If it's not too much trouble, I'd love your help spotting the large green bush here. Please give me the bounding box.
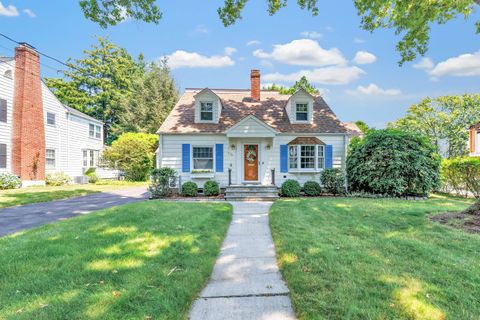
[46,172,72,186]
[320,169,345,196]
[0,173,21,190]
[303,181,321,196]
[281,179,301,197]
[102,132,158,181]
[203,180,220,196]
[149,167,177,198]
[441,157,480,198]
[181,181,198,197]
[347,129,441,196]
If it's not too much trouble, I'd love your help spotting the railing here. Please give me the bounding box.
[228,168,232,186]
[271,168,275,185]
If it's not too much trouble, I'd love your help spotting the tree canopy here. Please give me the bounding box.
[79,0,479,64]
[263,76,320,95]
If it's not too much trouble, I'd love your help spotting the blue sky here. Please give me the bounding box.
[1,1,479,128]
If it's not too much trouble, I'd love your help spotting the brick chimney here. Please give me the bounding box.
[250,69,260,101]
[11,43,46,181]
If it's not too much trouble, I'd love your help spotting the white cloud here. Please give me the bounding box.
[263,66,365,85]
[347,83,401,96]
[246,40,261,46]
[23,8,36,17]
[253,39,346,67]
[224,47,237,56]
[300,31,323,39]
[0,2,18,16]
[354,38,365,44]
[353,51,377,65]
[189,24,208,35]
[413,57,434,71]
[163,50,235,69]
[325,26,334,31]
[430,51,480,77]
[259,60,273,68]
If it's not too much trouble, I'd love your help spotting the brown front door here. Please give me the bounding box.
[244,144,259,181]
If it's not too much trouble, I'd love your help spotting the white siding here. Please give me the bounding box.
[226,116,276,137]
[0,61,14,173]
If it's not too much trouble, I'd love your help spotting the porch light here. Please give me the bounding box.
[266,144,271,150]
[231,144,236,149]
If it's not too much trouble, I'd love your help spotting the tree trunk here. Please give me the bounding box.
[463,198,480,215]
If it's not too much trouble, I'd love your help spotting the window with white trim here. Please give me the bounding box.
[200,102,213,121]
[295,103,308,121]
[47,112,56,126]
[46,149,56,169]
[0,144,6,168]
[288,144,325,171]
[0,99,7,123]
[83,149,100,167]
[192,146,214,170]
[89,124,102,139]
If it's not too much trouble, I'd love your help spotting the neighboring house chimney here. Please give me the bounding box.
[250,69,260,101]
[11,43,46,181]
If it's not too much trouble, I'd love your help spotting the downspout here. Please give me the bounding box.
[344,133,349,193]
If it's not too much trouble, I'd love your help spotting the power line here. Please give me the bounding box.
[0,42,63,75]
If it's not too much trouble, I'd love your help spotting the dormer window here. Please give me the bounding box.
[295,103,308,121]
[200,102,213,121]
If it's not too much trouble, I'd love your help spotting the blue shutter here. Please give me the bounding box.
[280,144,288,173]
[182,144,190,172]
[325,144,333,168]
[215,144,224,172]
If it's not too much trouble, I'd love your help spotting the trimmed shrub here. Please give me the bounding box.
[149,167,177,198]
[204,180,220,196]
[347,129,440,196]
[182,181,198,197]
[102,132,158,181]
[441,157,480,198]
[87,172,99,184]
[46,172,71,186]
[303,180,321,196]
[0,172,21,190]
[281,179,301,197]
[321,168,345,196]
[84,167,96,175]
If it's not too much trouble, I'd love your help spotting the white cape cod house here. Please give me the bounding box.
[157,70,360,193]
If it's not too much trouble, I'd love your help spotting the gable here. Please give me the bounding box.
[225,115,277,137]
[194,88,222,123]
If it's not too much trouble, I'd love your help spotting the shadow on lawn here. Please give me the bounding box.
[0,189,97,208]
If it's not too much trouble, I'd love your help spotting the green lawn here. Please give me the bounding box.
[0,181,146,209]
[0,201,232,320]
[270,195,479,320]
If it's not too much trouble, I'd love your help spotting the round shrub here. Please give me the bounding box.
[87,172,99,184]
[182,181,198,197]
[204,180,219,196]
[320,168,345,196]
[347,129,440,196]
[303,180,321,196]
[0,172,21,190]
[46,172,71,186]
[441,157,480,198]
[281,179,301,197]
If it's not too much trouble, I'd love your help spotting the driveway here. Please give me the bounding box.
[0,186,148,237]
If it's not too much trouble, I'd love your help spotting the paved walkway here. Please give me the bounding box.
[0,187,148,237]
[189,201,296,320]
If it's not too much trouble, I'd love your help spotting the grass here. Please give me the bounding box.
[0,201,232,319]
[270,194,479,320]
[0,180,146,209]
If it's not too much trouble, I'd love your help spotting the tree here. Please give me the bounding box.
[118,59,178,134]
[354,120,370,134]
[45,37,142,143]
[263,76,320,95]
[390,94,480,158]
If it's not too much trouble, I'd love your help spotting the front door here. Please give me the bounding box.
[244,144,259,181]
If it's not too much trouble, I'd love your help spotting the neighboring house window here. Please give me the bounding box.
[192,146,214,170]
[295,103,308,121]
[89,124,102,139]
[3,70,12,79]
[83,150,88,167]
[0,99,6,123]
[288,144,325,171]
[200,102,213,121]
[0,144,6,168]
[46,149,56,169]
[46,112,56,126]
[83,149,99,167]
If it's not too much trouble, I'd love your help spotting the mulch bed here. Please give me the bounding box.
[431,212,480,234]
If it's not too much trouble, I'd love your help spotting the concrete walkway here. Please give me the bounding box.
[0,187,148,237]
[189,201,296,320]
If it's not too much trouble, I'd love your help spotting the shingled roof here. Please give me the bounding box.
[158,89,349,134]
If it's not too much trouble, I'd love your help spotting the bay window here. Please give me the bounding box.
[288,144,325,171]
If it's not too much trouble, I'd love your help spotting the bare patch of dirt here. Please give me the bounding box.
[431,212,480,234]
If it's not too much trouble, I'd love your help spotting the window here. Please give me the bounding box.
[46,149,56,169]
[200,102,213,121]
[192,146,214,170]
[89,124,102,139]
[0,99,6,123]
[295,103,308,121]
[0,144,6,168]
[288,144,325,171]
[3,70,12,79]
[83,149,100,167]
[46,112,56,126]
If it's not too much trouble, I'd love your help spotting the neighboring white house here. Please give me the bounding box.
[0,43,109,185]
[157,70,361,188]
[469,122,480,156]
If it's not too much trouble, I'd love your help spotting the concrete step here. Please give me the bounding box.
[225,196,279,202]
[225,192,279,198]
[226,187,278,193]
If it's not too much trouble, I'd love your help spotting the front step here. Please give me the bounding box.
[225,185,279,201]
